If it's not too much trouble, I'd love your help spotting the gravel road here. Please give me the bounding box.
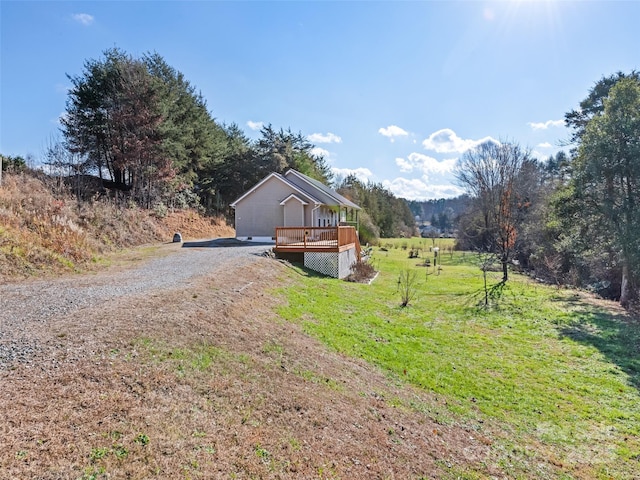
[0,240,271,368]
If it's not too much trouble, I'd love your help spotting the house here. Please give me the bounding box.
[230,169,362,278]
[230,169,361,240]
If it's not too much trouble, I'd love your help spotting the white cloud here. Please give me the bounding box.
[537,142,553,148]
[528,119,564,130]
[382,177,465,201]
[246,120,263,131]
[395,157,413,173]
[311,147,330,158]
[331,167,373,184]
[309,132,342,144]
[401,153,458,175]
[378,125,409,142]
[72,13,94,26]
[422,128,498,154]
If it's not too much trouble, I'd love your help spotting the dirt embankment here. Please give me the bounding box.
[0,172,235,281]
[0,243,495,479]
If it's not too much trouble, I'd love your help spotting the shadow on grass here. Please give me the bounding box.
[465,280,508,310]
[283,262,329,279]
[556,300,640,391]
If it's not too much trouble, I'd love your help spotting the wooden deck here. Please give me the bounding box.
[274,226,361,259]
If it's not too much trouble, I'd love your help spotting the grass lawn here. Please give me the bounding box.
[278,241,640,479]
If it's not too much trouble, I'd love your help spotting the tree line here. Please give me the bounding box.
[31,48,414,241]
[454,71,640,308]
[48,48,333,211]
[407,196,471,233]
[335,175,415,243]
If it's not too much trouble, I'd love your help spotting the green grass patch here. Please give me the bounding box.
[378,236,456,251]
[278,243,640,478]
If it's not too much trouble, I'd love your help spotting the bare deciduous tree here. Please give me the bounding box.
[456,140,530,282]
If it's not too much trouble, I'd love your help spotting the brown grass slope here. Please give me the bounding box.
[0,173,495,478]
[0,256,493,479]
[0,172,234,281]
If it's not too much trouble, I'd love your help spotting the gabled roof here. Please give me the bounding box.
[284,169,361,210]
[279,194,308,206]
[230,172,323,207]
[230,169,361,210]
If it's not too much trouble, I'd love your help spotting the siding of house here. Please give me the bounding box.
[304,203,313,227]
[234,176,321,237]
[234,176,291,237]
[283,198,304,227]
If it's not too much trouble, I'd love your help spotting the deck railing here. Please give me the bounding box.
[275,226,360,259]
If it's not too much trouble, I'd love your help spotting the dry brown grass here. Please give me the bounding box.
[345,259,377,283]
[0,172,234,282]
[0,172,500,478]
[0,257,496,479]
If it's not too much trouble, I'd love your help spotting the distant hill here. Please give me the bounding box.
[406,195,470,228]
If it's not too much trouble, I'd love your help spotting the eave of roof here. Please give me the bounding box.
[230,172,323,208]
[279,194,309,206]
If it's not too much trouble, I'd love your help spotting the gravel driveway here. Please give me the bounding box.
[0,240,272,368]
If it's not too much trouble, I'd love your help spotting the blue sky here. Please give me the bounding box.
[1,1,638,200]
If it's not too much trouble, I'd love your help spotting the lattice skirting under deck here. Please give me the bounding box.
[304,248,358,279]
